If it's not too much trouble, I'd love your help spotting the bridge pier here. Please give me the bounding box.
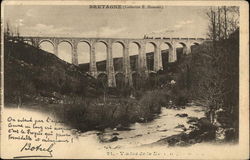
[169,45,177,62]
[186,44,191,54]
[53,39,59,57]
[154,43,163,72]
[107,41,116,87]
[72,41,78,65]
[90,43,97,78]
[138,42,148,78]
[53,44,58,57]
[123,42,133,87]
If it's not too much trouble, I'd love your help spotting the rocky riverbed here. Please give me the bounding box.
[78,105,209,149]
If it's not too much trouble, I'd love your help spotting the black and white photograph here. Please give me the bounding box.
[1,0,249,159]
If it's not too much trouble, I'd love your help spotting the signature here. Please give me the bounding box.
[14,142,55,158]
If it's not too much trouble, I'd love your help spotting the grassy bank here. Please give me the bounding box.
[8,95,162,132]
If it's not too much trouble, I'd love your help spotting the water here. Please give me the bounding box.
[78,105,206,149]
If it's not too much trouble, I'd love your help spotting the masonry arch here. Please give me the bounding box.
[115,72,125,89]
[39,39,55,47]
[192,42,200,45]
[79,40,91,46]
[129,42,140,71]
[97,73,108,89]
[113,40,125,48]
[58,41,73,63]
[96,40,108,47]
[112,42,124,72]
[160,42,173,70]
[175,42,188,61]
[95,41,108,71]
[145,42,156,71]
[190,42,200,53]
[39,40,55,54]
[58,39,73,48]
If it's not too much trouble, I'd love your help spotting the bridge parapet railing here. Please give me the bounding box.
[188,38,196,40]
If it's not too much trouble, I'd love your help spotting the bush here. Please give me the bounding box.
[173,89,189,106]
[139,89,171,114]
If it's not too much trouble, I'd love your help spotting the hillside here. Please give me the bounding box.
[4,40,99,105]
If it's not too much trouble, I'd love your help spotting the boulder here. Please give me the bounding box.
[117,126,132,131]
[99,134,119,143]
[187,117,199,124]
[175,124,185,128]
[200,131,216,141]
[198,117,216,132]
[188,139,196,144]
[175,140,188,146]
[154,117,217,147]
[224,128,236,141]
[174,124,187,131]
[134,134,143,138]
[115,124,133,131]
[159,129,168,132]
[165,133,188,146]
[175,113,188,117]
[109,136,119,142]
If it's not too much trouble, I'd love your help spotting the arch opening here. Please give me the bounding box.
[77,42,90,72]
[190,42,200,53]
[39,41,54,54]
[129,42,140,71]
[58,41,72,63]
[176,42,187,61]
[160,42,173,70]
[95,42,107,72]
[146,42,156,71]
[112,42,124,72]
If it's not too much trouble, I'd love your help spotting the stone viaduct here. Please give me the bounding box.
[21,36,208,87]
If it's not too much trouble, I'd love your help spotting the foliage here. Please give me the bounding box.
[187,30,239,141]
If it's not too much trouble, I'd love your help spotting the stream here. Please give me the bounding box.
[78,105,206,149]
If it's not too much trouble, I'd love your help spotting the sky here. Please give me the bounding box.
[4,5,209,63]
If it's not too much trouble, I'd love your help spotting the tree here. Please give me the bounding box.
[4,20,23,43]
[189,9,240,140]
[203,6,239,116]
[206,6,239,41]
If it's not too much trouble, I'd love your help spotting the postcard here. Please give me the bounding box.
[1,0,249,159]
